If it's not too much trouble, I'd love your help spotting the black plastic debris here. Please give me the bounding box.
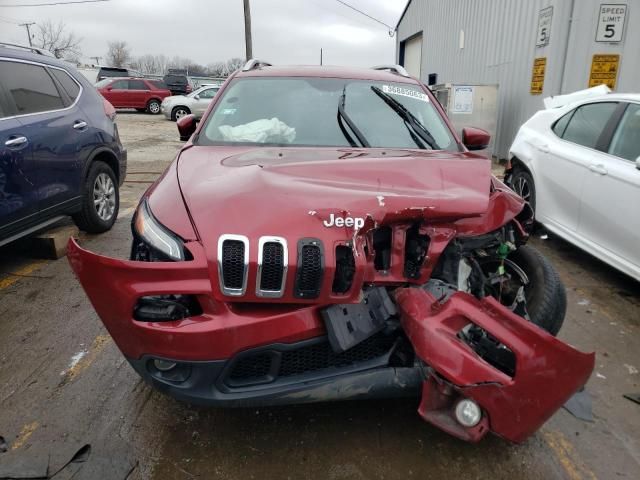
[0,436,7,453]
[322,287,397,353]
[623,393,640,405]
[563,388,594,422]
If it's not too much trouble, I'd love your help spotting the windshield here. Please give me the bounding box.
[197,77,457,150]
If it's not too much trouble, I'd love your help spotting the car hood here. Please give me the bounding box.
[175,146,493,244]
[164,95,188,103]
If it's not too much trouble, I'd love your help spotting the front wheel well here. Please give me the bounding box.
[508,156,531,176]
[89,150,119,183]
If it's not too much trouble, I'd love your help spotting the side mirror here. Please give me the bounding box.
[106,86,113,91]
[462,127,491,151]
[194,94,200,100]
[177,114,197,141]
[636,156,640,170]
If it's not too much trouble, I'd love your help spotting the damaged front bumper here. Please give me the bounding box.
[68,238,594,444]
[395,288,595,443]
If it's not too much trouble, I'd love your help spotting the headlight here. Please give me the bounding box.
[133,199,186,261]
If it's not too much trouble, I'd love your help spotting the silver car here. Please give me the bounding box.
[160,85,220,121]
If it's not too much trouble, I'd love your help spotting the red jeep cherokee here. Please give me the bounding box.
[96,76,171,114]
[70,61,594,443]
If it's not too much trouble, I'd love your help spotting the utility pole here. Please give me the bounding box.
[19,22,35,47]
[243,0,252,61]
[320,48,323,65]
[91,56,102,66]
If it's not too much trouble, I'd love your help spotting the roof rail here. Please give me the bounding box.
[0,41,55,57]
[371,64,410,77]
[242,59,272,72]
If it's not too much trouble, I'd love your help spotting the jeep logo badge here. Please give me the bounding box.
[323,213,365,229]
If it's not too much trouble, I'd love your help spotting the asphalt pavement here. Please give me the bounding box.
[0,112,638,479]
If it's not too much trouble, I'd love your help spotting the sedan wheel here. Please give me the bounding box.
[510,169,536,212]
[93,172,116,221]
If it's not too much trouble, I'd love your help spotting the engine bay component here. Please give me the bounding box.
[322,287,397,353]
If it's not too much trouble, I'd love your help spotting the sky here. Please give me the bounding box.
[0,0,408,67]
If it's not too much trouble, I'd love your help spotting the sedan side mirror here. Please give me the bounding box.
[194,94,200,100]
[462,127,491,151]
[636,156,640,170]
[177,114,197,141]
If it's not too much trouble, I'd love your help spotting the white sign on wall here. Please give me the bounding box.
[536,6,554,47]
[451,86,474,114]
[596,4,627,42]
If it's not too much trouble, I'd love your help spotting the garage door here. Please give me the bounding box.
[403,34,422,78]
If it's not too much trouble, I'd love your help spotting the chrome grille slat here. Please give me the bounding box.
[256,236,288,298]
[218,234,249,296]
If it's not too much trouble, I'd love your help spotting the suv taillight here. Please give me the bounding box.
[103,98,116,121]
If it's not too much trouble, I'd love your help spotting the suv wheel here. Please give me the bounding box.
[147,99,161,114]
[73,161,119,233]
[171,106,190,121]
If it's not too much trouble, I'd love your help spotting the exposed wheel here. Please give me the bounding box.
[480,245,566,336]
[171,106,190,121]
[511,169,536,212]
[147,99,161,114]
[73,161,119,233]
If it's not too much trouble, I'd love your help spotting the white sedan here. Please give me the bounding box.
[506,91,640,281]
[160,85,220,121]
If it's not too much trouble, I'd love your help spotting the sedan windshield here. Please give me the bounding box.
[197,77,457,150]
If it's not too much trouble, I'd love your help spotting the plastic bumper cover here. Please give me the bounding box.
[395,288,595,443]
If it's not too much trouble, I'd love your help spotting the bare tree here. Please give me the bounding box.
[35,20,81,59]
[106,41,131,68]
[223,57,244,76]
[206,61,225,77]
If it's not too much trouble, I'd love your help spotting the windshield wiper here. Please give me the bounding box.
[370,86,438,149]
[337,87,370,148]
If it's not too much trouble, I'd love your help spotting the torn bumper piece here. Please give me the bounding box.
[395,288,595,443]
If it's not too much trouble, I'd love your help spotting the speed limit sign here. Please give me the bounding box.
[596,4,627,42]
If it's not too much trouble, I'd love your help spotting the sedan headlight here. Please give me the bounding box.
[132,199,186,261]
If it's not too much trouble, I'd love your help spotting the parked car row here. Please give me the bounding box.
[93,72,218,118]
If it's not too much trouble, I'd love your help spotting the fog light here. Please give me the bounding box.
[454,399,482,427]
[153,359,177,372]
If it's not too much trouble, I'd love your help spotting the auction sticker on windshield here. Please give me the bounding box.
[382,85,429,102]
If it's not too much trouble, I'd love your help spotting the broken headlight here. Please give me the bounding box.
[131,199,187,261]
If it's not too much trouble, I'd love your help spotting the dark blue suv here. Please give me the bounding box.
[0,43,127,246]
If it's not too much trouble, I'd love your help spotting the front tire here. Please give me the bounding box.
[509,245,566,336]
[171,106,190,121]
[511,169,536,213]
[480,245,566,336]
[73,161,119,233]
[147,99,161,115]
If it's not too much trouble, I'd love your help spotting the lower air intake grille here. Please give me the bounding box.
[294,238,323,299]
[219,235,248,295]
[226,332,397,386]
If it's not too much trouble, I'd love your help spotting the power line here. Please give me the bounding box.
[334,0,395,36]
[0,0,110,7]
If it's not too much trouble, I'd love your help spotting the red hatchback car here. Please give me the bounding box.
[96,77,171,114]
[70,61,594,444]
